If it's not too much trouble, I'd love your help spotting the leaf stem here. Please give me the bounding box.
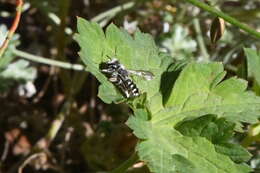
[183,0,260,39]
[193,18,209,61]
[12,48,85,71]
[91,2,135,27]
[110,152,139,173]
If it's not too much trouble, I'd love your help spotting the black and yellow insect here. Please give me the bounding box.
[100,58,154,98]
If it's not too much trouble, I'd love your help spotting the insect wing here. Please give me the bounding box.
[127,70,154,80]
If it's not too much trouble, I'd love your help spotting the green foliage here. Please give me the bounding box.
[75,17,172,104]
[175,115,235,143]
[0,60,36,81]
[75,18,260,173]
[0,60,37,92]
[160,24,197,61]
[0,24,20,69]
[158,62,260,127]
[0,25,35,92]
[176,115,252,163]
[127,114,251,173]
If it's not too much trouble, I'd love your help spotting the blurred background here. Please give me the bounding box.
[0,0,259,172]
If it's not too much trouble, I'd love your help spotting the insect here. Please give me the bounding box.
[100,58,154,98]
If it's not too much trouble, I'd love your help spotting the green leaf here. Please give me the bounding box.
[75,18,258,173]
[215,143,252,163]
[0,60,36,81]
[153,62,260,127]
[127,115,252,173]
[128,62,259,173]
[160,24,197,61]
[0,24,20,68]
[245,48,260,85]
[175,115,235,143]
[75,18,172,104]
[75,18,118,103]
[175,115,252,163]
[0,60,37,92]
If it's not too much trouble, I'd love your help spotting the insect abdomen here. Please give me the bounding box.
[125,79,139,97]
[100,58,141,98]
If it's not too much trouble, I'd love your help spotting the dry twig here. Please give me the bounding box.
[0,0,23,57]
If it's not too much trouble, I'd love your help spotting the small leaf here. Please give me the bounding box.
[0,59,37,81]
[215,143,252,163]
[175,115,252,163]
[175,115,235,143]
[210,17,225,44]
[0,60,37,92]
[160,24,197,61]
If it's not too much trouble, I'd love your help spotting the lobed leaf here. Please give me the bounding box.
[75,18,259,173]
[75,17,171,104]
[152,62,260,127]
[175,115,252,163]
[127,115,252,173]
[175,115,235,143]
[215,143,252,163]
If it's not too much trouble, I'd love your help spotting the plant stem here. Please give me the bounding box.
[91,1,135,27]
[110,152,139,173]
[44,100,72,145]
[12,48,85,71]
[56,0,72,94]
[193,18,209,61]
[183,0,260,39]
